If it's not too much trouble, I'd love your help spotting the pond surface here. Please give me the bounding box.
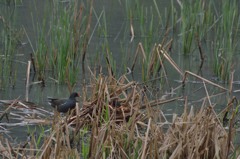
[0,0,240,143]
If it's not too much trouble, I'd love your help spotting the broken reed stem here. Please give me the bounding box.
[195,34,204,70]
[141,117,151,159]
[158,44,184,77]
[226,107,236,158]
[130,12,135,42]
[30,53,36,73]
[105,49,114,77]
[182,71,228,91]
[131,42,146,71]
[161,25,171,46]
[164,39,173,51]
[156,45,169,86]
[203,81,212,106]
[229,70,234,93]
[25,60,31,101]
[82,0,93,74]
[6,139,16,157]
[39,131,56,158]
[141,96,183,109]
[218,96,237,117]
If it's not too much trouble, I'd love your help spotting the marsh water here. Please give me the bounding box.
[0,0,240,143]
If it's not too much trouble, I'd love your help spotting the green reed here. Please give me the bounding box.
[212,0,239,81]
[49,1,82,84]
[122,1,168,81]
[172,0,239,81]
[32,0,88,85]
[94,9,119,77]
[32,13,48,81]
[0,4,22,89]
[180,0,209,54]
[27,125,46,150]
[170,0,177,33]
[80,127,90,158]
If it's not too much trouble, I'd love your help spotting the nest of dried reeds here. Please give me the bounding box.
[0,74,237,158]
[58,75,235,158]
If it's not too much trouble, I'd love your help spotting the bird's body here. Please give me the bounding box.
[48,92,79,113]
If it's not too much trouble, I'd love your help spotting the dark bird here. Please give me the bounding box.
[47,92,79,113]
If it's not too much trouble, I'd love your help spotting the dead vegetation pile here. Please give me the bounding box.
[0,73,238,158]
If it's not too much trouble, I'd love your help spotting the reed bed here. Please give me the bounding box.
[0,9,23,89]
[30,0,93,86]
[211,0,239,82]
[0,72,238,158]
[1,0,240,158]
[24,0,240,87]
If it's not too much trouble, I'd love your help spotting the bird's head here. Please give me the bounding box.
[69,92,80,99]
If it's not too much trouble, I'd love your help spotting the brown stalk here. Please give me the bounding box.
[30,53,36,73]
[131,43,147,71]
[65,68,73,93]
[161,25,171,47]
[141,118,151,159]
[82,0,93,74]
[182,71,228,91]
[226,104,237,158]
[39,131,56,158]
[105,49,114,77]
[156,45,169,86]
[229,70,234,93]
[148,44,165,77]
[0,97,20,122]
[218,96,237,121]
[141,96,183,109]
[203,81,212,106]
[130,12,134,42]
[25,60,31,101]
[159,44,184,77]
[127,101,140,148]
[195,34,205,70]
[95,124,107,157]
[6,139,16,158]
[73,2,83,56]
[64,122,71,149]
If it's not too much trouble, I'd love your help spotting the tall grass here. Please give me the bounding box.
[170,0,239,81]
[0,3,23,89]
[179,0,213,54]
[212,0,239,82]
[32,10,48,81]
[122,1,170,81]
[32,0,90,86]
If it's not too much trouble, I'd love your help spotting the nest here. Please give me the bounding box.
[68,75,149,128]
[0,74,237,158]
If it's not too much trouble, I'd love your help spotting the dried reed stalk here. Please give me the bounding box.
[25,61,31,101]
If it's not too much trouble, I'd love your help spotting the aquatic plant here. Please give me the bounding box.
[212,0,239,82]
[179,0,213,54]
[31,0,92,86]
[0,5,23,89]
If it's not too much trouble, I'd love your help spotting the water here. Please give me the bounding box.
[0,0,240,144]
